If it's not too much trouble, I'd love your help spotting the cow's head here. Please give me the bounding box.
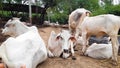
[2,18,21,37]
[55,30,76,59]
[69,8,91,37]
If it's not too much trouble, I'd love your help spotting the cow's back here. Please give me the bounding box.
[80,14,120,35]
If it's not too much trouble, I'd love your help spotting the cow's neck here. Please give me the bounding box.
[77,14,88,26]
[15,23,29,36]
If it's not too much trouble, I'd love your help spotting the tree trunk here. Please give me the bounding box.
[39,14,45,25]
[39,3,49,25]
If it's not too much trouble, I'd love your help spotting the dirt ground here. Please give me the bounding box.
[36,26,120,68]
[0,26,120,68]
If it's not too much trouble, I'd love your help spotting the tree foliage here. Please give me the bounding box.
[46,0,99,24]
[0,0,120,24]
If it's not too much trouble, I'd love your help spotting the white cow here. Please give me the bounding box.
[2,17,35,37]
[1,18,47,68]
[48,30,77,59]
[79,14,120,65]
[68,8,91,36]
[75,35,112,59]
[85,43,112,59]
[0,26,47,68]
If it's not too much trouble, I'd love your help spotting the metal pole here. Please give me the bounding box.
[29,0,32,24]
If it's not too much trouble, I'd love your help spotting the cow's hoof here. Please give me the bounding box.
[110,60,118,66]
[74,49,78,51]
[80,52,85,56]
[72,56,76,60]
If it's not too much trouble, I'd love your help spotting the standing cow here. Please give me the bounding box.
[79,14,120,65]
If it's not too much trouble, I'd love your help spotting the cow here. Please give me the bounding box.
[1,18,47,68]
[85,37,112,59]
[85,43,112,59]
[47,30,77,60]
[0,27,47,68]
[79,14,120,65]
[68,8,91,36]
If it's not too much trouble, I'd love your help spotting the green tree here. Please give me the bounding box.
[47,0,99,24]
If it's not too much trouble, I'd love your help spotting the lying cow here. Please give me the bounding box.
[48,30,76,59]
[85,37,112,59]
[1,18,47,68]
[85,43,112,59]
[0,27,47,68]
[79,14,120,65]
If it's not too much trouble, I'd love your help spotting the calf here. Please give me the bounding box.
[79,14,120,65]
[85,43,112,59]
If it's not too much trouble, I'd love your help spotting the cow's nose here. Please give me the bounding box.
[63,49,69,53]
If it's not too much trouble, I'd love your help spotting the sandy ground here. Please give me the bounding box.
[0,26,120,68]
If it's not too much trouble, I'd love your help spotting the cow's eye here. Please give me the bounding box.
[69,37,76,42]
[56,35,64,41]
[60,36,63,40]
[5,24,10,27]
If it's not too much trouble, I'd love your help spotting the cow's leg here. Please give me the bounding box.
[81,32,88,55]
[70,40,76,60]
[110,35,119,65]
[86,35,90,46]
[75,27,81,38]
[47,48,54,57]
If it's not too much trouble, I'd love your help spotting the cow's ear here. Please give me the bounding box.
[55,35,63,41]
[69,36,76,42]
[11,17,14,20]
[85,11,91,16]
[50,31,56,37]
